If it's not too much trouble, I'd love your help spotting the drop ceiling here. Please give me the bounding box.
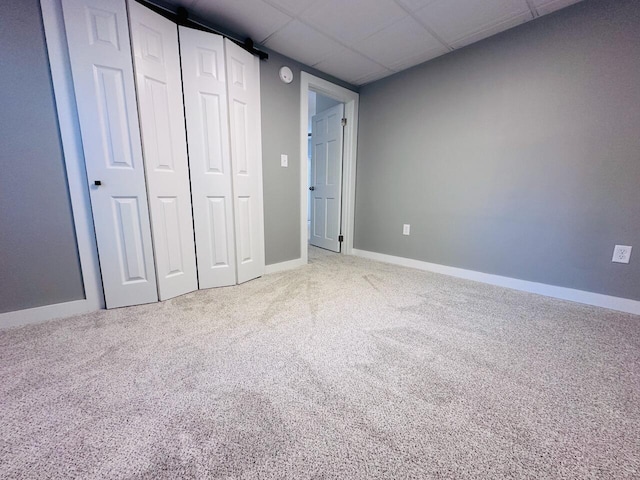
[156,0,583,86]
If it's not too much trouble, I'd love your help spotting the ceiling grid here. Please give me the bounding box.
[160,0,583,85]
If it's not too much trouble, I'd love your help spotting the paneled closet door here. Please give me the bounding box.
[224,39,265,284]
[179,27,237,289]
[61,0,158,308]
[129,2,198,300]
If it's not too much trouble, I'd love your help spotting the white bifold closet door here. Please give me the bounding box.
[179,27,237,289]
[60,0,265,307]
[61,0,158,308]
[128,2,198,300]
[180,28,265,287]
[224,39,266,284]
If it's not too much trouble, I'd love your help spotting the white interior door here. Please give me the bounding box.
[225,39,265,284]
[179,27,237,289]
[129,2,197,301]
[310,103,344,252]
[61,0,157,308]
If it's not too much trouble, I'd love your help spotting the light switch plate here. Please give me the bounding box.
[403,224,410,236]
[612,245,632,264]
[280,154,288,167]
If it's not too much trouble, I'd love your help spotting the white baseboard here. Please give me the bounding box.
[265,257,307,275]
[0,299,100,329]
[352,249,640,315]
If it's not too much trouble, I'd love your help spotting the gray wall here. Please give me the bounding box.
[355,0,640,300]
[315,93,341,114]
[0,0,85,313]
[260,49,356,265]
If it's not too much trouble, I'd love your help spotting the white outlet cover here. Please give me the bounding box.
[612,245,632,264]
[280,154,288,167]
[403,224,410,236]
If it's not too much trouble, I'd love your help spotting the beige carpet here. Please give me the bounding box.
[1,247,639,479]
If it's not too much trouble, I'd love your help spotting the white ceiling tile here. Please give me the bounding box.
[388,47,448,72]
[313,48,388,84]
[300,0,407,44]
[355,69,395,86]
[190,0,292,43]
[414,0,531,44]
[160,0,586,85]
[532,0,583,16]
[450,11,532,49]
[354,16,447,70]
[394,0,438,13]
[263,0,316,16]
[263,20,343,66]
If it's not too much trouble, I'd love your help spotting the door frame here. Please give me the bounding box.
[299,72,359,264]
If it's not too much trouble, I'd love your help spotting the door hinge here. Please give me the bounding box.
[338,234,344,243]
[341,117,347,127]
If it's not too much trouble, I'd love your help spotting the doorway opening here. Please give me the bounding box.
[299,73,359,265]
[307,91,345,253]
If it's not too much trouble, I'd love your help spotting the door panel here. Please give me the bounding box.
[61,0,157,308]
[158,196,184,275]
[232,101,249,174]
[237,197,252,264]
[180,27,237,289]
[129,1,198,301]
[310,103,344,252]
[112,197,148,282]
[312,198,325,239]
[225,39,265,284]
[141,78,173,170]
[200,93,225,172]
[206,197,231,268]
[95,67,134,168]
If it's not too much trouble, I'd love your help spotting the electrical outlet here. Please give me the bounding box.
[280,154,288,167]
[403,224,410,236]
[612,245,632,264]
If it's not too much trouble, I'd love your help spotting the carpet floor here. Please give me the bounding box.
[1,247,639,479]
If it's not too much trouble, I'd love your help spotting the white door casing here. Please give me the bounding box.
[310,103,344,253]
[129,2,198,301]
[299,73,359,267]
[224,38,265,284]
[179,27,237,289]
[61,0,158,308]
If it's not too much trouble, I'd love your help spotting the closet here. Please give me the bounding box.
[60,0,265,308]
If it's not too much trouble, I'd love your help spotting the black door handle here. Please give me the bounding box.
[309,186,315,191]
[94,180,102,186]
